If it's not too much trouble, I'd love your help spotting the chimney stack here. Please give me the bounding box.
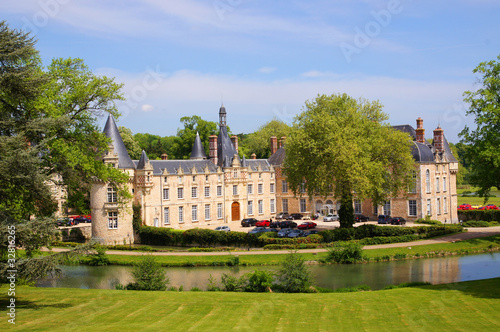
[161,153,168,160]
[230,135,238,153]
[209,135,218,165]
[251,153,257,160]
[270,136,278,155]
[415,118,426,144]
[433,126,444,153]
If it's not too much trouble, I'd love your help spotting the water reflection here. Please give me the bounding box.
[36,252,500,291]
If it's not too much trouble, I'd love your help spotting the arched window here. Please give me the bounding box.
[425,170,431,193]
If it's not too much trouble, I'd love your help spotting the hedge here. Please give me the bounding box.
[458,210,500,222]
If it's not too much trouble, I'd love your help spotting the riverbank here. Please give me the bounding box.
[73,231,500,267]
[3,278,499,331]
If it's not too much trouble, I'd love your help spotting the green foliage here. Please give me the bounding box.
[132,203,142,232]
[277,251,313,293]
[459,209,500,222]
[460,54,500,199]
[383,281,432,290]
[118,126,142,160]
[415,216,442,225]
[88,244,110,266]
[284,93,415,228]
[240,118,291,158]
[326,242,364,264]
[220,273,247,292]
[127,255,169,291]
[359,235,420,245]
[245,270,275,292]
[207,274,220,291]
[462,220,499,227]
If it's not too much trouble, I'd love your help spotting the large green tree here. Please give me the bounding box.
[240,118,291,158]
[284,93,415,228]
[175,115,218,159]
[0,21,127,279]
[460,54,500,198]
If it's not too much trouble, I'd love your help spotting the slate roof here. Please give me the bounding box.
[190,132,207,160]
[133,159,219,175]
[268,146,286,166]
[217,125,240,168]
[136,150,149,169]
[102,114,136,169]
[246,159,272,172]
[432,135,458,163]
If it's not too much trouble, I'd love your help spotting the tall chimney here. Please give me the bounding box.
[433,126,444,153]
[209,135,218,165]
[230,135,238,153]
[161,153,168,160]
[415,118,426,144]
[251,153,257,160]
[270,136,278,155]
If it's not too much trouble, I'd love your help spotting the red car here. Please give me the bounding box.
[297,222,317,230]
[485,204,498,210]
[458,204,472,210]
[255,220,270,227]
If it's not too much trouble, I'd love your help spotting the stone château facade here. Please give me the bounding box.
[91,107,458,245]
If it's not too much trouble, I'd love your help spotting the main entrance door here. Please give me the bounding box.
[231,202,240,221]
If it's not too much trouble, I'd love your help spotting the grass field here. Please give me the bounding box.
[457,186,500,206]
[2,278,499,331]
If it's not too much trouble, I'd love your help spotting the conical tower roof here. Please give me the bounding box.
[136,150,150,169]
[102,114,136,169]
[190,132,207,160]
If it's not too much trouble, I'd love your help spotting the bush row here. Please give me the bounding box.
[318,224,462,243]
[462,220,500,227]
[137,224,463,248]
[458,210,500,222]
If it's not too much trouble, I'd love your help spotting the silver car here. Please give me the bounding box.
[214,226,230,232]
[323,214,339,222]
[277,228,293,238]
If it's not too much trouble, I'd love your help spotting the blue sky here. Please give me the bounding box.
[2,0,500,143]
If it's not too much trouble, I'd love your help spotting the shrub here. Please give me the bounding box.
[88,244,110,266]
[221,273,247,292]
[415,218,442,225]
[245,270,275,292]
[326,242,364,264]
[207,275,220,291]
[227,255,240,266]
[383,281,431,290]
[334,285,371,292]
[126,255,169,291]
[190,287,202,292]
[462,220,493,227]
[277,251,313,293]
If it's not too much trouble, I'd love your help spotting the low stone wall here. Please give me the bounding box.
[59,224,92,242]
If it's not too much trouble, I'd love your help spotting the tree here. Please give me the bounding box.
[278,251,313,293]
[460,54,500,198]
[127,255,169,291]
[0,21,128,280]
[174,115,218,159]
[284,93,415,228]
[119,126,142,160]
[241,118,291,158]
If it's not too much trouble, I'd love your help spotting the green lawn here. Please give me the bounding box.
[2,278,499,331]
[457,186,500,206]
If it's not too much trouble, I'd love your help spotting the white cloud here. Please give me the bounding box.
[141,104,154,112]
[258,67,277,74]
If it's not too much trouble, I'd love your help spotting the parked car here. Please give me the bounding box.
[278,220,297,229]
[278,228,293,238]
[56,218,73,226]
[214,226,230,232]
[390,217,406,226]
[307,230,319,236]
[276,212,290,220]
[289,213,303,220]
[297,221,317,230]
[287,229,305,238]
[256,220,271,227]
[73,217,90,224]
[471,205,482,210]
[269,221,281,228]
[355,214,369,222]
[485,204,498,210]
[241,218,258,227]
[262,228,278,233]
[248,227,267,234]
[377,215,392,224]
[323,214,339,222]
[458,204,472,210]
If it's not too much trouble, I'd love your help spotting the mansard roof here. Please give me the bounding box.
[190,132,207,160]
[102,114,136,169]
[133,159,219,175]
[246,159,272,172]
[411,141,435,163]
